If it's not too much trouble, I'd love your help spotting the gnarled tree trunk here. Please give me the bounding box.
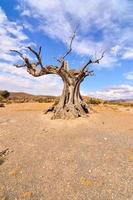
[52,75,89,119]
[43,61,89,119]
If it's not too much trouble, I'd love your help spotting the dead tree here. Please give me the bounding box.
[11,33,105,119]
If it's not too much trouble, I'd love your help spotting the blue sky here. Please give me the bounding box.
[0,0,133,99]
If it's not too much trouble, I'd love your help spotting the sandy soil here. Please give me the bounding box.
[0,103,133,200]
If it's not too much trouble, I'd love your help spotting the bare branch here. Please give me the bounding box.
[27,46,43,69]
[11,46,44,72]
[10,49,31,68]
[10,49,25,60]
[81,60,92,72]
[57,27,78,64]
[10,49,32,69]
[85,70,95,77]
[58,61,65,72]
[94,50,105,63]
[62,31,76,60]
[39,46,42,55]
[81,50,106,72]
[11,48,59,77]
[13,64,26,68]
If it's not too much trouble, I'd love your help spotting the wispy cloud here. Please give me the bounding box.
[124,71,133,81]
[89,84,133,100]
[0,7,62,95]
[122,48,133,60]
[0,72,63,95]
[19,0,133,68]
[0,7,30,63]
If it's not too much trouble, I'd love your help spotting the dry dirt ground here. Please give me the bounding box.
[0,103,133,200]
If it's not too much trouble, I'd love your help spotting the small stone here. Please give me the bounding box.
[128,155,133,161]
[21,192,33,198]
[80,177,93,187]
[9,168,19,177]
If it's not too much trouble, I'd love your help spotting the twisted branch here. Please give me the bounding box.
[13,64,27,68]
[85,70,94,77]
[57,28,77,65]
[10,50,25,60]
[10,47,59,77]
[81,50,105,72]
[62,31,76,60]
[27,46,43,69]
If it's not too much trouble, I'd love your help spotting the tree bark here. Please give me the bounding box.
[52,79,89,119]
[44,62,89,119]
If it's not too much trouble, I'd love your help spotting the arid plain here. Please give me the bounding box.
[0,103,133,200]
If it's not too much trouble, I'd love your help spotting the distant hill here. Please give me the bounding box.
[0,90,58,103]
[9,92,57,100]
[109,99,133,103]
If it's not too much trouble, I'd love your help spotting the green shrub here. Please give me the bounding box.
[0,90,10,99]
[87,98,103,105]
[6,100,12,104]
[0,96,4,103]
[37,97,55,103]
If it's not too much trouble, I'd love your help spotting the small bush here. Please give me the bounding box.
[37,98,45,103]
[87,98,103,105]
[6,100,12,104]
[53,99,59,107]
[45,98,54,103]
[15,99,26,103]
[0,103,5,107]
[103,101,108,104]
[36,97,55,103]
[0,90,10,99]
[0,96,4,102]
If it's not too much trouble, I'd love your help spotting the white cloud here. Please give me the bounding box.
[15,4,31,17]
[19,0,133,68]
[122,48,133,59]
[0,7,30,63]
[0,7,63,95]
[0,63,63,95]
[124,71,133,81]
[89,84,133,100]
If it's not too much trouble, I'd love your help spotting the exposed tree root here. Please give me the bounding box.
[44,101,90,119]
